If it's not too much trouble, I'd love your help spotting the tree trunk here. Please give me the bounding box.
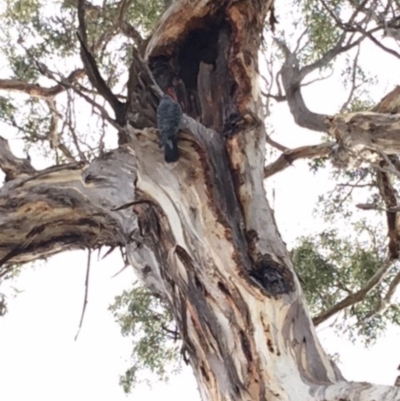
[1,0,400,400]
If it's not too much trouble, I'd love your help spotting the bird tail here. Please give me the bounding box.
[163,138,179,163]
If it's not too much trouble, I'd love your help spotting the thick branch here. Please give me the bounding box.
[328,112,400,156]
[274,38,329,132]
[0,147,136,266]
[264,142,333,178]
[274,7,384,134]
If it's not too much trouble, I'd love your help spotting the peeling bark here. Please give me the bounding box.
[1,0,400,400]
[323,86,400,166]
[329,112,400,156]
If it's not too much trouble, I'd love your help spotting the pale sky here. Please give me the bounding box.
[1,2,400,400]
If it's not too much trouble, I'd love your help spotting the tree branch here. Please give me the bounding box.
[45,98,78,164]
[297,0,373,83]
[313,258,395,326]
[298,38,362,82]
[384,268,400,304]
[55,74,121,130]
[264,142,333,178]
[0,146,136,268]
[328,112,400,158]
[353,22,400,59]
[274,37,329,132]
[265,134,288,152]
[361,265,400,324]
[121,21,144,47]
[76,0,126,125]
[372,85,400,114]
[0,69,84,100]
[271,0,391,134]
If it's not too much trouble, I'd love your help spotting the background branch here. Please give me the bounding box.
[313,259,395,326]
[76,0,126,125]
[264,142,333,178]
[0,69,84,99]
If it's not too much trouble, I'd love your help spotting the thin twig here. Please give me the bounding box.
[340,45,361,112]
[110,263,130,279]
[75,249,92,341]
[355,22,400,59]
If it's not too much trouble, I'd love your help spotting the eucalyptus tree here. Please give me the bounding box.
[2,0,400,400]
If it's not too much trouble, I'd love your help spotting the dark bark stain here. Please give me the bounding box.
[142,265,152,275]
[266,338,274,353]
[194,274,207,294]
[75,217,103,229]
[217,281,231,297]
[239,329,252,363]
[84,173,107,184]
[26,225,46,238]
[223,112,244,137]
[200,364,210,382]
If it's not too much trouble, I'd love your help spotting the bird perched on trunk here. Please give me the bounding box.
[157,87,182,163]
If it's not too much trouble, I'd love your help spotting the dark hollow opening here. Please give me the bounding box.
[149,14,238,130]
